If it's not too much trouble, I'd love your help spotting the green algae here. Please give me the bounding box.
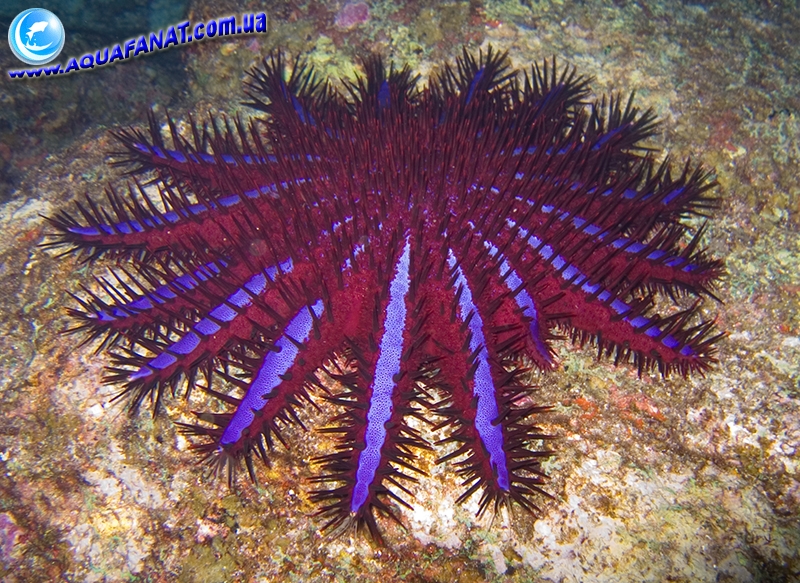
[177,542,238,583]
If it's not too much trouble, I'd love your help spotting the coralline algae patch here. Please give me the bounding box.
[335,2,370,29]
[17,363,167,581]
[0,514,23,564]
[514,455,753,582]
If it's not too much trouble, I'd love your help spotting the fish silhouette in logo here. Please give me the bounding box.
[24,20,52,49]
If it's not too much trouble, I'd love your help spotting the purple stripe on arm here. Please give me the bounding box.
[125,260,293,381]
[510,195,706,273]
[508,218,694,356]
[484,241,553,365]
[219,300,324,446]
[447,249,510,491]
[194,318,220,336]
[87,261,225,322]
[351,238,411,513]
[171,331,200,355]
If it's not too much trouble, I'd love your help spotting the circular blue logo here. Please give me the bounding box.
[8,8,65,65]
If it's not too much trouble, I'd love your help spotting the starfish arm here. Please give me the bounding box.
[423,240,553,516]
[309,235,435,542]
